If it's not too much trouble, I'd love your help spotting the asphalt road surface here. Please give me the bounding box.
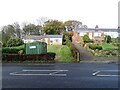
[2,62,119,89]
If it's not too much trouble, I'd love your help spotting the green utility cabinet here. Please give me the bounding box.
[25,42,47,54]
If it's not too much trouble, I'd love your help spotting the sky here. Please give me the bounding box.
[0,0,119,29]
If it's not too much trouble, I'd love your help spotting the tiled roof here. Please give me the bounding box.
[45,35,63,38]
[76,28,118,32]
[23,35,63,40]
[23,35,44,40]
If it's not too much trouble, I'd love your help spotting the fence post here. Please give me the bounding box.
[77,52,80,62]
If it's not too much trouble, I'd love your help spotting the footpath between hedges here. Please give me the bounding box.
[73,43,118,63]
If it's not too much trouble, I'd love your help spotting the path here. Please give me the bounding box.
[73,43,118,62]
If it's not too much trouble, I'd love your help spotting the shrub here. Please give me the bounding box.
[104,35,112,43]
[89,44,102,50]
[18,50,24,54]
[96,45,102,50]
[64,39,72,48]
[83,34,90,43]
[89,44,96,50]
[2,45,25,54]
[6,38,24,47]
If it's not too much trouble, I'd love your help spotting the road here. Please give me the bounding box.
[2,62,119,89]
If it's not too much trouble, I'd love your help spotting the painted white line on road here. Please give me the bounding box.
[10,69,68,76]
[10,73,67,76]
[22,70,68,72]
[92,71,100,76]
[100,70,119,72]
[93,70,119,77]
[96,75,119,77]
[10,73,49,76]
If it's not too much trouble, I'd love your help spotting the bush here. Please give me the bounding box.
[6,38,24,47]
[104,35,112,43]
[89,44,102,50]
[2,45,25,54]
[83,34,90,43]
[96,45,102,50]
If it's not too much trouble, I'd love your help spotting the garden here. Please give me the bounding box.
[88,43,118,57]
[2,37,75,63]
[82,35,119,57]
[2,38,56,63]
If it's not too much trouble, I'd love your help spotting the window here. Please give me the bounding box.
[80,33,86,36]
[55,39,59,42]
[94,33,101,36]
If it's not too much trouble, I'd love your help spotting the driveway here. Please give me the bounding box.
[2,62,119,89]
[73,43,118,62]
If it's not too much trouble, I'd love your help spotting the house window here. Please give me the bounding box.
[94,33,101,36]
[80,33,86,36]
[55,39,59,42]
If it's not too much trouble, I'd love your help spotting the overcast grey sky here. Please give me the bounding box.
[0,0,119,28]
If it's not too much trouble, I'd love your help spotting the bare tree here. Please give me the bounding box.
[36,17,48,26]
[12,22,22,38]
[36,17,49,35]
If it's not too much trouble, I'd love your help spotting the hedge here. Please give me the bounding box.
[2,45,25,54]
[2,53,56,62]
[6,38,24,47]
[89,44,102,50]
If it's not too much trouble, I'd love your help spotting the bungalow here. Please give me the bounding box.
[22,35,63,45]
[44,35,63,45]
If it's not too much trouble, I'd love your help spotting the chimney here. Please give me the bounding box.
[95,25,99,29]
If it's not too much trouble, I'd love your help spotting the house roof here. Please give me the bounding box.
[76,28,118,32]
[23,35,63,40]
[23,35,44,40]
[45,35,63,38]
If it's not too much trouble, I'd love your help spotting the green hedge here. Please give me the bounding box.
[6,38,24,47]
[89,44,102,50]
[2,45,25,54]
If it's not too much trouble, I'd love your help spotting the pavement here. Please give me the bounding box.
[2,62,119,89]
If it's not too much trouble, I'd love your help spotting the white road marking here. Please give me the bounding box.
[10,73,67,76]
[92,71,100,76]
[22,70,68,72]
[10,69,68,76]
[93,70,119,77]
[100,70,119,72]
[96,75,119,77]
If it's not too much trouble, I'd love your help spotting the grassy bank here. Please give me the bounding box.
[47,45,74,62]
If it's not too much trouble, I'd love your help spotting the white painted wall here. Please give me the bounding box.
[79,32,86,36]
[94,32,101,37]
[45,38,62,45]
[89,33,93,39]
[104,32,118,38]
[23,39,35,43]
